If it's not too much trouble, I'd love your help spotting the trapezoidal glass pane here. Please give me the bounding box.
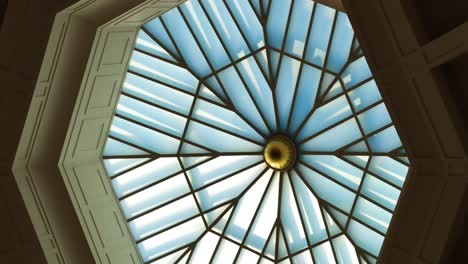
[101,0,411,263]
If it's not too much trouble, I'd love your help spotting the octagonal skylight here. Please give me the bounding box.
[102,0,410,263]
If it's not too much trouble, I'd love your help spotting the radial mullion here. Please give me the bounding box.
[285,2,317,133]
[256,222,277,264]
[270,0,295,133]
[210,229,276,262]
[106,157,156,181]
[196,1,273,138]
[126,157,266,223]
[175,248,191,264]
[121,89,263,143]
[135,198,234,244]
[114,112,217,154]
[279,223,292,263]
[107,134,155,155]
[208,166,270,263]
[118,156,217,201]
[141,26,184,64]
[277,232,342,262]
[288,172,316,262]
[103,155,154,159]
[178,157,209,228]
[134,47,184,68]
[290,11,338,140]
[275,172,284,262]
[269,46,336,75]
[259,0,274,86]
[335,155,402,193]
[294,168,381,260]
[296,99,383,145]
[319,76,373,106]
[319,205,340,263]
[144,244,190,264]
[232,170,275,263]
[222,0,270,85]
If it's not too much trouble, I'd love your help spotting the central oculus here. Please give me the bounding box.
[264,135,296,171]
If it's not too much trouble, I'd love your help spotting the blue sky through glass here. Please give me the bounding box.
[102,0,410,263]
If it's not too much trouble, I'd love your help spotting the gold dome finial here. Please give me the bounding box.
[264,135,296,171]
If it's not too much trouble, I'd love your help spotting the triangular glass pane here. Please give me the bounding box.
[343,140,369,153]
[268,50,281,79]
[178,250,190,264]
[103,138,149,156]
[264,227,277,259]
[143,19,181,60]
[323,210,341,236]
[204,76,227,101]
[327,206,349,228]
[189,231,220,263]
[213,207,234,233]
[342,155,370,169]
[135,30,177,63]
[204,204,230,226]
[319,72,336,98]
[199,85,225,105]
[278,227,289,259]
[324,79,344,101]
[331,235,360,264]
[368,126,402,153]
[396,156,410,165]
[255,50,270,80]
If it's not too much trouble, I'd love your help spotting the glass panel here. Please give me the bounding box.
[225,0,264,49]
[143,19,180,59]
[297,95,352,141]
[327,13,353,73]
[245,173,279,251]
[305,3,335,66]
[218,67,269,134]
[281,174,308,253]
[266,0,291,49]
[353,197,391,233]
[180,1,230,70]
[123,73,194,115]
[348,220,384,256]
[117,95,187,137]
[138,217,205,261]
[368,157,408,188]
[285,0,314,57]
[201,0,250,59]
[276,56,301,132]
[162,9,211,77]
[189,232,219,262]
[312,242,335,264]
[109,117,180,154]
[332,235,359,264]
[128,51,198,93]
[295,166,355,213]
[301,118,362,151]
[103,158,150,176]
[342,57,372,89]
[237,57,277,129]
[186,155,263,189]
[361,174,400,210]
[186,121,263,152]
[192,99,264,143]
[348,80,381,112]
[368,126,402,152]
[358,103,392,135]
[103,138,148,156]
[135,30,177,62]
[289,64,321,134]
[111,158,181,197]
[301,155,363,190]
